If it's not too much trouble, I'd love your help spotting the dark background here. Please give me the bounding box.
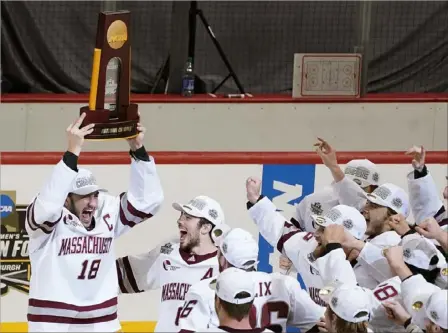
[2,1,448,94]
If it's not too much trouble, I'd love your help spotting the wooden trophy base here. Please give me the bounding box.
[80,104,139,140]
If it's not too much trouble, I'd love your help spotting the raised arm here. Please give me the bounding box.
[113,123,164,238]
[26,114,94,240]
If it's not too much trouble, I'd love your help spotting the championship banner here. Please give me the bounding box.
[0,191,30,296]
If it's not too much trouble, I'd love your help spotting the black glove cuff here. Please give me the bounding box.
[130,146,150,162]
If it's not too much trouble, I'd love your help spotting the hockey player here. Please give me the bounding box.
[178,227,325,333]
[246,177,364,305]
[405,145,447,225]
[295,138,380,233]
[116,195,224,332]
[382,242,447,331]
[320,229,445,333]
[383,289,448,333]
[202,268,274,333]
[318,284,372,333]
[26,113,164,332]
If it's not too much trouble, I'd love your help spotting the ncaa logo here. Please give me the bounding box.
[0,194,15,218]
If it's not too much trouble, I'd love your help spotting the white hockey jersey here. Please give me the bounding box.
[179,271,325,333]
[353,231,401,289]
[367,277,406,333]
[25,157,163,332]
[407,170,446,224]
[116,240,218,332]
[249,197,357,306]
[315,248,406,333]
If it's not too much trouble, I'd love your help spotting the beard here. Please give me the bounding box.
[65,197,93,227]
[180,232,201,253]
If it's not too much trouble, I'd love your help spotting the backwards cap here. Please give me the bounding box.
[400,233,446,271]
[321,283,371,323]
[220,228,258,270]
[210,267,256,305]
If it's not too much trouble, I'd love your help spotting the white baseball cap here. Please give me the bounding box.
[70,169,106,195]
[401,233,446,271]
[210,267,256,305]
[344,159,380,188]
[403,279,439,329]
[173,195,224,226]
[218,228,259,270]
[426,289,448,329]
[311,204,367,240]
[327,284,371,323]
[367,183,410,218]
[296,187,340,232]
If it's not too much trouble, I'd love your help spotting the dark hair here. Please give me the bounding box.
[327,306,369,333]
[217,293,254,321]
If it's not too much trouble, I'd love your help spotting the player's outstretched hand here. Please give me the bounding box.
[246,177,262,204]
[66,113,94,156]
[314,137,338,168]
[127,121,146,151]
[405,145,426,171]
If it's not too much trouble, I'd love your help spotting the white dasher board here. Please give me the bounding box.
[292,53,361,98]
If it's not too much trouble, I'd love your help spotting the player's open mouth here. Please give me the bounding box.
[179,230,187,241]
[81,209,93,220]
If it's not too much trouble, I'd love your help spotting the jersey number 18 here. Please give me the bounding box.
[77,259,102,280]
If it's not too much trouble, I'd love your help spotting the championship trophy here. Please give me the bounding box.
[80,10,139,140]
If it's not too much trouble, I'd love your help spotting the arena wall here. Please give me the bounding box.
[1,94,447,151]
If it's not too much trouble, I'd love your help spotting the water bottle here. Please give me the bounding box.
[181,57,195,97]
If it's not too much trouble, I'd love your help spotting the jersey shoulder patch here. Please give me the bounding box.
[160,242,175,255]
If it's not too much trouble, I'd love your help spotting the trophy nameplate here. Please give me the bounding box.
[80,10,139,140]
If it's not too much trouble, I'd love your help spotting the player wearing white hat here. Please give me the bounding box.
[422,290,448,333]
[178,227,325,333]
[384,286,448,333]
[25,114,164,332]
[200,268,274,333]
[117,195,224,332]
[405,145,447,225]
[295,138,381,234]
[356,235,445,333]
[319,284,372,333]
[246,177,363,306]
[345,182,412,288]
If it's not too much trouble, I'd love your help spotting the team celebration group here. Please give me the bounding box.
[25,114,448,333]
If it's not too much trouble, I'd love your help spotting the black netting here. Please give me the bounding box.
[1,1,447,94]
